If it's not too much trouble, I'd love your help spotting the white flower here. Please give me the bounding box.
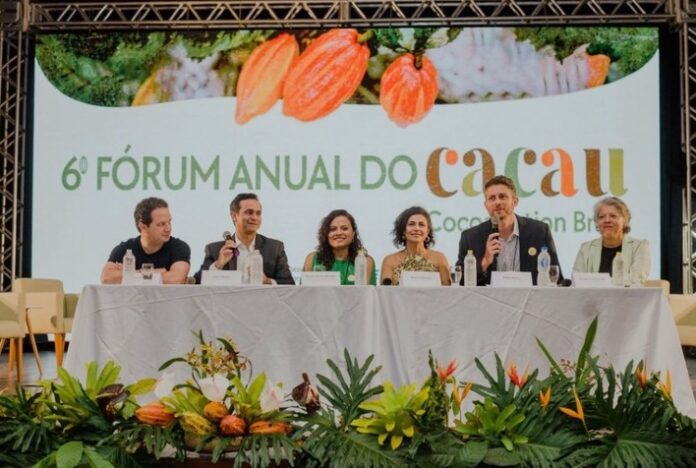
[154,372,177,399]
[260,383,283,413]
[199,374,230,402]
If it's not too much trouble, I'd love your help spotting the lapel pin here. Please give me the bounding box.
[528,247,537,256]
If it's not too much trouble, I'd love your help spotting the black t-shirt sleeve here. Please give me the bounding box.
[169,239,192,264]
[107,241,129,263]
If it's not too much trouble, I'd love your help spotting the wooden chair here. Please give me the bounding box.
[12,278,76,369]
[0,292,27,383]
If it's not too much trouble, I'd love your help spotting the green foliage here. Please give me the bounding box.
[420,351,450,428]
[0,386,56,464]
[300,413,405,468]
[161,387,207,415]
[557,358,696,467]
[35,33,163,106]
[408,431,487,467]
[315,349,384,428]
[229,372,270,422]
[373,28,459,53]
[454,398,528,452]
[514,27,658,76]
[34,30,274,106]
[471,353,540,409]
[299,350,394,467]
[352,381,429,450]
[231,434,298,468]
[100,418,185,461]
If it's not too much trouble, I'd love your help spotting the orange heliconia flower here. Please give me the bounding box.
[507,362,528,389]
[453,381,473,407]
[235,33,300,124]
[438,359,457,382]
[635,361,648,389]
[658,370,672,400]
[539,386,551,409]
[283,29,370,121]
[379,52,438,127]
[559,386,585,423]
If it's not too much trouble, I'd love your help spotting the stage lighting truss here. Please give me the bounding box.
[1,0,695,291]
[22,1,677,29]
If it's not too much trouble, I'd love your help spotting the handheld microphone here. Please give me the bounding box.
[222,231,240,257]
[490,215,499,234]
[490,215,500,267]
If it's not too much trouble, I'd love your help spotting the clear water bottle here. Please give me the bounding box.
[537,246,550,286]
[248,249,264,285]
[122,249,136,284]
[354,249,367,285]
[612,252,624,287]
[464,250,477,287]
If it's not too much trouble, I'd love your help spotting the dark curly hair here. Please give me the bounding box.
[391,206,434,248]
[315,209,366,270]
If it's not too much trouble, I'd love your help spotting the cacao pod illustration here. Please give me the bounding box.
[586,54,611,88]
[380,53,438,127]
[283,29,370,121]
[235,33,299,124]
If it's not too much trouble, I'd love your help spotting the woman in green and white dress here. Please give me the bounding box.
[303,209,377,285]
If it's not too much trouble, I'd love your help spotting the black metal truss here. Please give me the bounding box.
[0,18,26,291]
[22,1,678,29]
[3,0,696,291]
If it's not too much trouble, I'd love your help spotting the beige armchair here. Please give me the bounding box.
[669,294,696,347]
[12,278,78,368]
[0,292,27,383]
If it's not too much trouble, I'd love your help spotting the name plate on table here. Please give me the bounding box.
[572,272,613,288]
[301,271,341,286]
[201,270,242,286]
[400,271,441,287]
[122,273,163,285]
[491,271,533,287]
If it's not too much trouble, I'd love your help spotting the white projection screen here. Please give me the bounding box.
[31,27,661,292]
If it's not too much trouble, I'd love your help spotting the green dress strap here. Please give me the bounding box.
[311,253,377,285]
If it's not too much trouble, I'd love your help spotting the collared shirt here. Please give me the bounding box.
[236,237,256,274]
[209,236,256,271]
[497,216,520,272]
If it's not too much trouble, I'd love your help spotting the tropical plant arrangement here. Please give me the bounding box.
[1,318,696,467]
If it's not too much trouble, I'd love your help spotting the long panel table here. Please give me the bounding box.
[64,285,696,416]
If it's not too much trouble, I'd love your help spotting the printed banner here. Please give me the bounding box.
[32,27,660,291]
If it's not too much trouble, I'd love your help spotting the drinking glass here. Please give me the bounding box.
[450,265,462,286]
[141,263,154,280]
[548,265,560,286]
[629,268,647,286]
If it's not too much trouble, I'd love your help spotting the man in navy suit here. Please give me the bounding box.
[457,175,561,285]
[195,193,295,284]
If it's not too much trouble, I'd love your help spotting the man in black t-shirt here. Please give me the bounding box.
[101,197,191,284]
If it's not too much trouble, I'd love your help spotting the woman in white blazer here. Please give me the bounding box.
[573,197,650,284]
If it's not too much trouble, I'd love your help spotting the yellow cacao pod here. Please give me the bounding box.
[203,401,229,422]
[179,411,215,436]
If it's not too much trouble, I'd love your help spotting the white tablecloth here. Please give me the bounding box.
[64,285,696,416]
